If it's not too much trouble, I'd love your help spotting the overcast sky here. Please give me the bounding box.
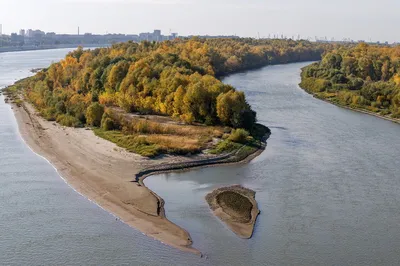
[0,0,399,42]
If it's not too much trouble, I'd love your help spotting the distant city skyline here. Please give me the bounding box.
[1,26,393,45]
[1,0,400,43]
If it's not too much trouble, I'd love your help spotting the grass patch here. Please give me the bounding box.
[94,129,160,157]
[209,131,261,156]
[146,135,202,155]
[93,128,206,157]
[118,114,225,139]
[209,139,242,154]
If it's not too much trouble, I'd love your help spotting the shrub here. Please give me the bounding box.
[101,117,115,131]
[391,112,400,119]
[209,139,241,154]
[86,102,104,127]
[228,128,250,144]
[222,133,230,139]
[56,114,82,127]
[55,101,66,114]
[100,110,116,131]
[40,107,57,121]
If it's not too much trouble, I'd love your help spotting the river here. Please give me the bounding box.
[145,63,400,265]
[0,49,203,266]
[1,49,400,265]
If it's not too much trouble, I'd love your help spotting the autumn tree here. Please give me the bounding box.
[86,102,105,127]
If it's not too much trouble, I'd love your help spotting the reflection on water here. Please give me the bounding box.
[145,62,400,265]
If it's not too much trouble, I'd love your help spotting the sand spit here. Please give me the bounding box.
[7,99,266,255]
[205,185,260,238]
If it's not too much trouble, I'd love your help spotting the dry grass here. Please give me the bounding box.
[128,118,225,138]
[108,108,225,138]
[146,134,203,155]
[93,108,228,157]
[94,127,212,157]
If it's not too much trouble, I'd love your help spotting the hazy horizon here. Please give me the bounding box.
[1,0,399,43]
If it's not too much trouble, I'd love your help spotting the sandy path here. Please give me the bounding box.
[11,101,200,255]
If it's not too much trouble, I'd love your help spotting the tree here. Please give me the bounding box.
[216,90,252,128]
[228,128,250,144]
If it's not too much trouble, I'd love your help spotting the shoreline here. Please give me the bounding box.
[298,84,400,125]
[137,141,267,183]
[313,94,400,124]
[6,98,266,255]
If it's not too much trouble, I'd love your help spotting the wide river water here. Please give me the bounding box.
[1,49,400,265]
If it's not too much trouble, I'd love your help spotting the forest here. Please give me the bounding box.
[8,38,332,156]
[300,43,400,119]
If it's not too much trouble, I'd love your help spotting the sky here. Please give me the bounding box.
[0,0,399,42]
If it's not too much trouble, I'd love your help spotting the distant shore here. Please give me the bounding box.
[6,98,267,255]
[0,44,108,54]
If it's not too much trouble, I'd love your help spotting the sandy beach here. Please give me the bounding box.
[11,101,202,254]
[9,100,265,255]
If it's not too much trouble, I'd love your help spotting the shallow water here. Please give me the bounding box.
[145,63,400,265]
[0,49,204,266]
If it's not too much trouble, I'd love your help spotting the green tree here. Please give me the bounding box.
[86,102,105,127]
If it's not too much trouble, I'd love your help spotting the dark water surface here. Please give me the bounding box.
[2,50,400,265]
[145,63,400,265]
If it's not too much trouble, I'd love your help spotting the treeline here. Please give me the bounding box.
[23,38,331,130]
[300,43,400,119]
[206,38,331,76]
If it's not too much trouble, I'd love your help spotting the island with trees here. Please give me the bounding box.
[4,38,334,254]
[6,38,333,158]
[300,43,400,123]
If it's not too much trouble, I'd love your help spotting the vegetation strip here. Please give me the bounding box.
[135,135,269,182]
[300,43,400,123]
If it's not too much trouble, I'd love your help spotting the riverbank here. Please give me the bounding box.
[6,98,267,255]
[301,89,400,125]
